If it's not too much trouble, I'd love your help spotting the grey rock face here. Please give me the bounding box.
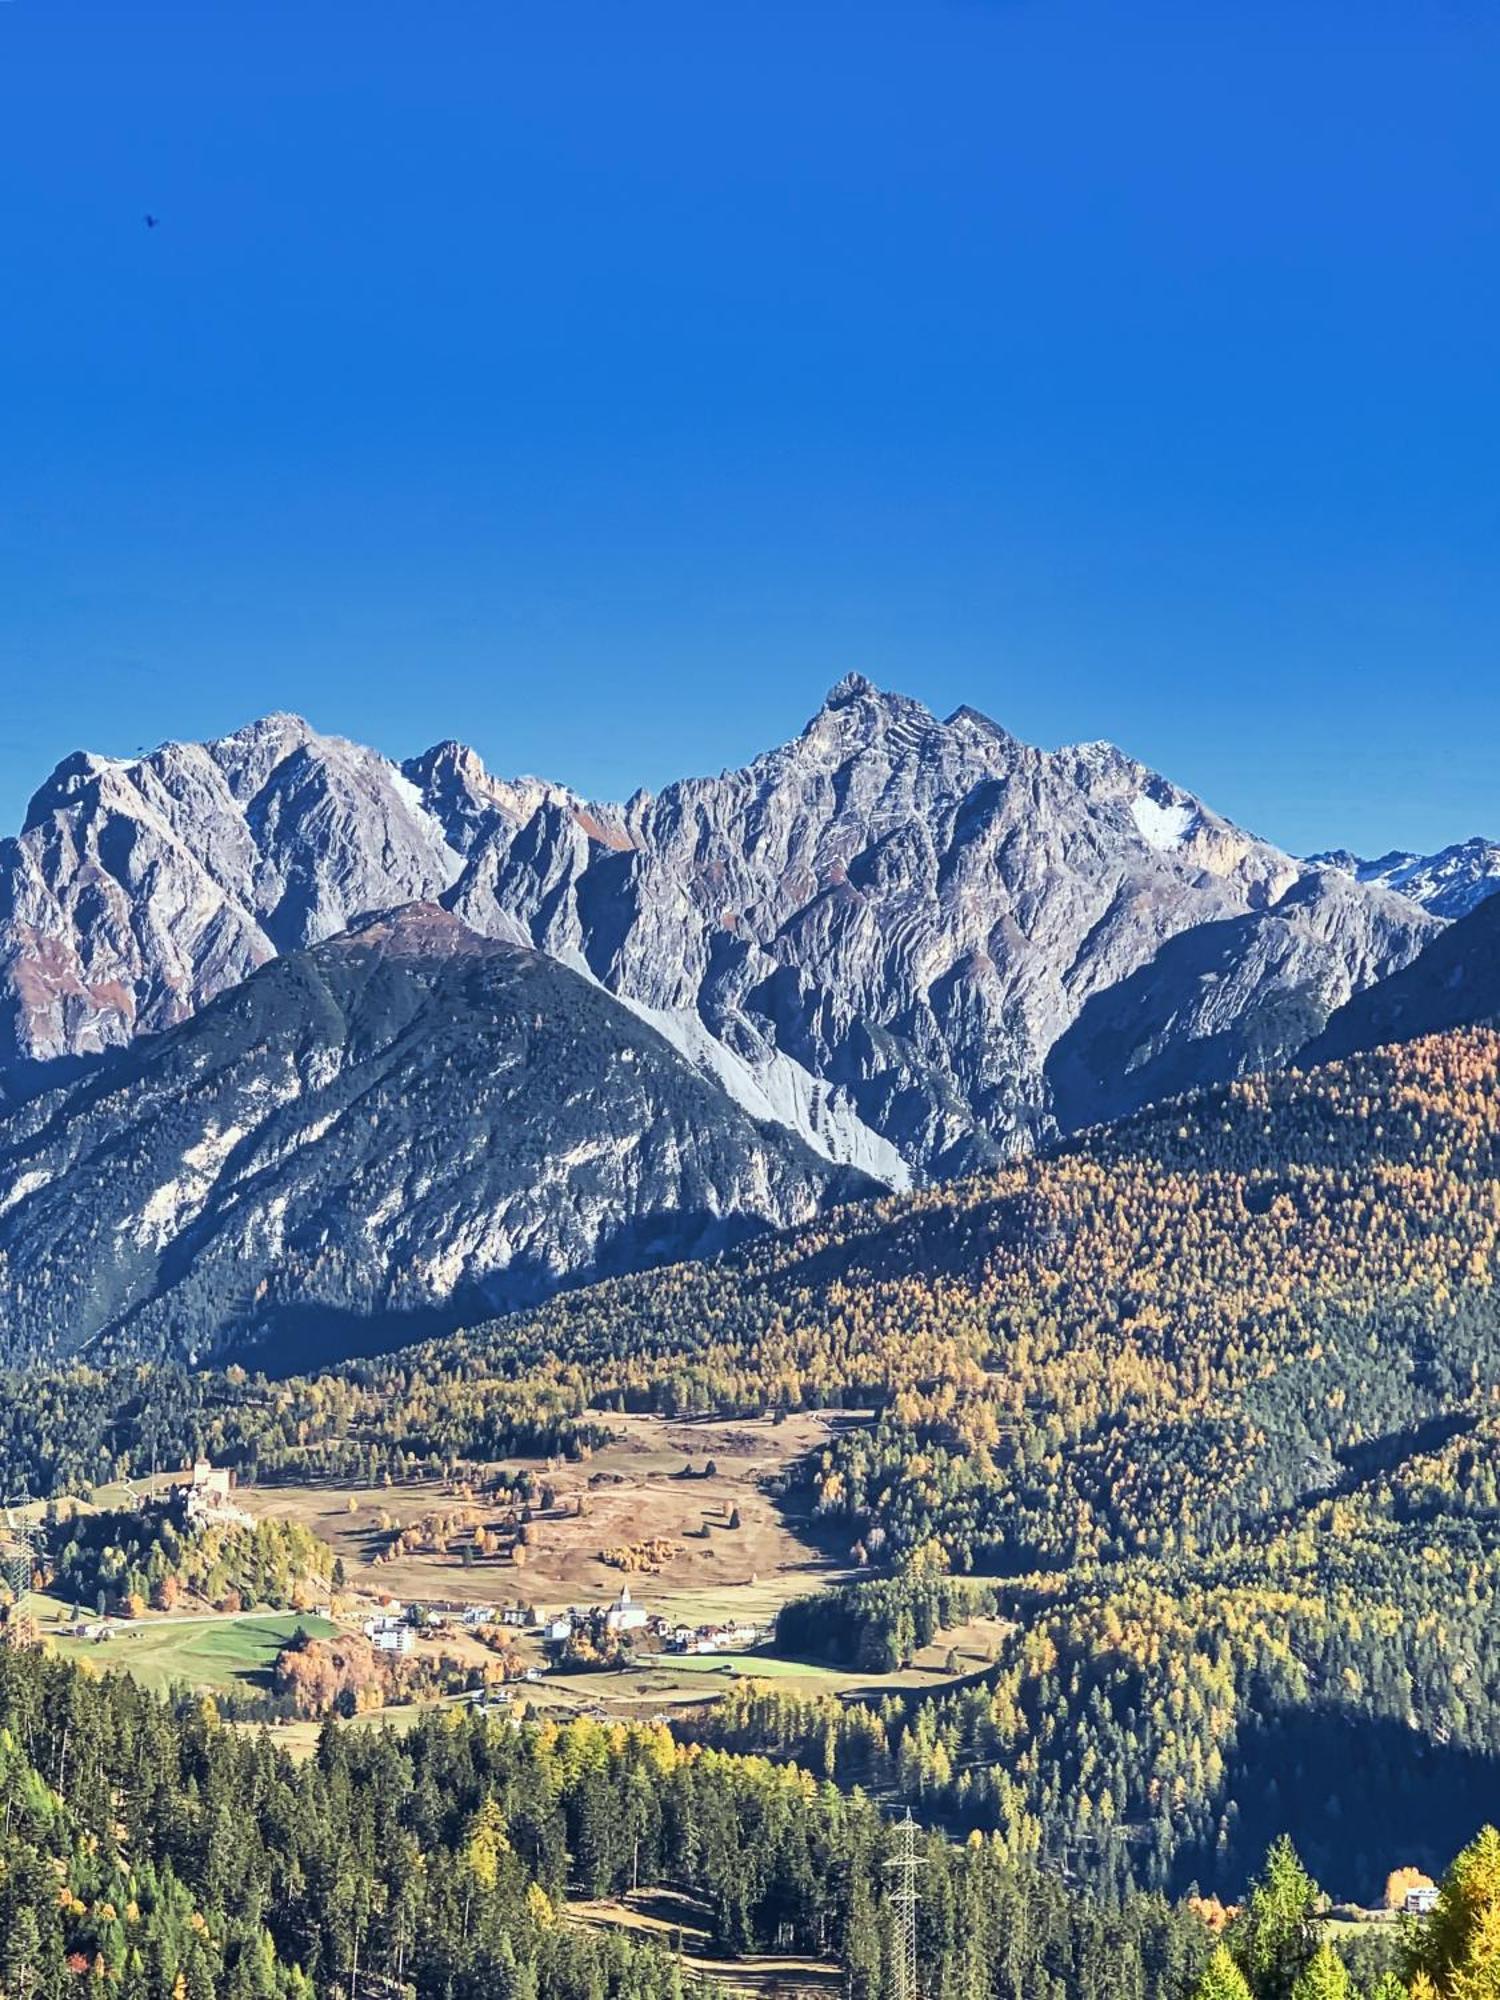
[0,714,461,1086]
[1308,840,1500,921]
[1045,869,1436,1129]
[1305,886,1500,1066]
[1,678,1440,1175]
[0,905,874,1366]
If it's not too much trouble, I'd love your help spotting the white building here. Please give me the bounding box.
[687,1620,766,1655]
[604,1584,648,1635]
[364,1616,415,1656]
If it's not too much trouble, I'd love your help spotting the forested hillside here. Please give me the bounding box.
[5,1030,1500,1897]
[6,1622,1500,2000]
[43,1504,335,1619]
[0,1643,1209,2000]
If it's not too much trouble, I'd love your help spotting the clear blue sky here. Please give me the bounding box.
[2,2,1496,857]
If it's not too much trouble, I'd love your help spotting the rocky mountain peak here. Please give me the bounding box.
[822,670,879,707]
[403,738,587,856]
[196,711,328,801]
[807,672,935,730]
[0,688,1442,1174]
[810,677,1017,756]
[20,749,129,832]
[943,702,1017,745]
[405,737,487,790]
[1307,837,1500,921]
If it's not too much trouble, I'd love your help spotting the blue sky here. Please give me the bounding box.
[1,1,1496,857]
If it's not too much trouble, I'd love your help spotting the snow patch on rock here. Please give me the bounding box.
[1130,795,1197,852]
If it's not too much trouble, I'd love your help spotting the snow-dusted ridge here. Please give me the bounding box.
[1310,839,1500,922]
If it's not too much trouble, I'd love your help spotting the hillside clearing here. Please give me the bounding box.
[50,1612,336,1698]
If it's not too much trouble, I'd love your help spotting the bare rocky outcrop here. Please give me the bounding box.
[0,677,1440,1175]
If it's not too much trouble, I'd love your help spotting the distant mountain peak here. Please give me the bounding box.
[806,673,940,732]
[1307,837,1500,921]
[795,675,981,766]
[943,702,1014,742]
[1308,848,1364,876]
[224,708,318,739]
[406,737,486,783]
[823,670,879,706]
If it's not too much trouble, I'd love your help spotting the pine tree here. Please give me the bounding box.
[1193,1945,1255,2000]
[1,1906,43,2000]
[1231,1838,1321,2000]
[1288,1943,1350,2000]
[1410,1826,1500,2000]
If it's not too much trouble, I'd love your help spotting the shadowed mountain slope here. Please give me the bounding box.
[0,904,873,1367]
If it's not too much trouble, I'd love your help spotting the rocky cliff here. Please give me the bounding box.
[0,676,1439,1177]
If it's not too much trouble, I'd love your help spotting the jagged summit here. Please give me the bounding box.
[790,676,936,760]
[21,749,125,832]
[943,701,1014,742]
[0,684,1438,1172]
[217,708,320,743]
[808,671,932,724]
[812,675,1018,754]
[823,670,878,705]
[1309,837,1500,921]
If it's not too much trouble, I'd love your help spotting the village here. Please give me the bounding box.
[362,1580,770,1669]
[38,1459,777,1687]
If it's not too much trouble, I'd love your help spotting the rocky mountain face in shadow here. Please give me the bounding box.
[0,904,875,1366]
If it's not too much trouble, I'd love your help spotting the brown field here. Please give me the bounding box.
[234,1410,853,1628]
[908,1614,1011,1673]
[247,1696,458,1761]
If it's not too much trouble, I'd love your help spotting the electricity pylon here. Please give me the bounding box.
[884,1809,925,2000]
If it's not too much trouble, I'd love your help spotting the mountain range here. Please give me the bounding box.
[2,674,1493,1364]
[0,678,1444,1156]
[1308,838,1500,921]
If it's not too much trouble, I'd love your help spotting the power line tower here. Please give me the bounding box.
[1,1499,41,1648]
[884,1810,925,2000]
